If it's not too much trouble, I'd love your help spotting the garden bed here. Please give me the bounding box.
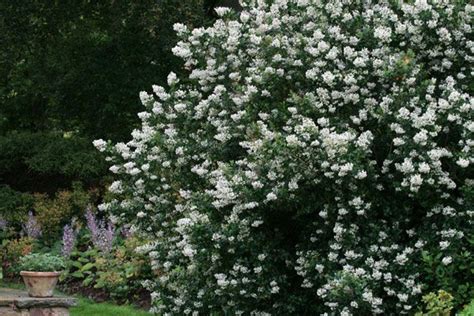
[59,280,151,310]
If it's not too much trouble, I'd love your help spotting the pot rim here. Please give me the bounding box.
[20,271,62,277]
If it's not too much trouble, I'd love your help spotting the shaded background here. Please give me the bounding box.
[0,0,239,226]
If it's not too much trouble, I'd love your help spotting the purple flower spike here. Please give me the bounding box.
[85,207,115,253]
[0,217,7,230]
[24,211,41,239]
[61,221,77,257]
[86,208,99,240]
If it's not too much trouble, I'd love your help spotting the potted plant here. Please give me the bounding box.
[19,253,65,297]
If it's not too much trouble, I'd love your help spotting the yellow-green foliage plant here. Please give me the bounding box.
[415,290,454,316]
[34,183,94,241]
[0,237,33,278]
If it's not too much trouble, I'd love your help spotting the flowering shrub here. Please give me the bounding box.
[96,0,473,314]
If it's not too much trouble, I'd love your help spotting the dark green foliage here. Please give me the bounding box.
[0,0,214,223]
[0,132,106,194]
[0,185,34,228]
[0,0,209,141]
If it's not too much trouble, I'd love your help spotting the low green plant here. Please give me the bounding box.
[93,237,153,302]
[415,290,454,316]
[19,253,65,272]
[62,233,152,304]
[460,299,474,316]
[62,246,99,284]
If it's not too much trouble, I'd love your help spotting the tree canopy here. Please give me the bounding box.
[0,0,221,195]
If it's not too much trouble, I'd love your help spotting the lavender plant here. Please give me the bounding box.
[23,211,41,239]
[85,208,115,253]
[95,1,473,314]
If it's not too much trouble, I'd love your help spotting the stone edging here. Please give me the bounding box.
[0,287,76,315]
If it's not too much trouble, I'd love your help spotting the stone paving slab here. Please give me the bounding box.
[0,288,76,308]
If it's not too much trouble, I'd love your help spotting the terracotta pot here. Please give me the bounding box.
[20,271,61,297]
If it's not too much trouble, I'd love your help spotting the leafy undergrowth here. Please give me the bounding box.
[59,280,151,309]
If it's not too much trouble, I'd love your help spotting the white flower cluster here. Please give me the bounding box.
[96,0,473,314]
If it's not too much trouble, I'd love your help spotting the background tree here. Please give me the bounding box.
[0,0,235,229]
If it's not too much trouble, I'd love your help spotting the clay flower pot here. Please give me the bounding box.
[20,271,61,297]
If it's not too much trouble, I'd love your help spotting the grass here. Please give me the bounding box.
[71,297,151,316]
[0,280,150,316]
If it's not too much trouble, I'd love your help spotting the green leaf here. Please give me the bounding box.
[80,262,95,272]
[71,261,82,269]
[82,277,94,287]
[71,271,84,278]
